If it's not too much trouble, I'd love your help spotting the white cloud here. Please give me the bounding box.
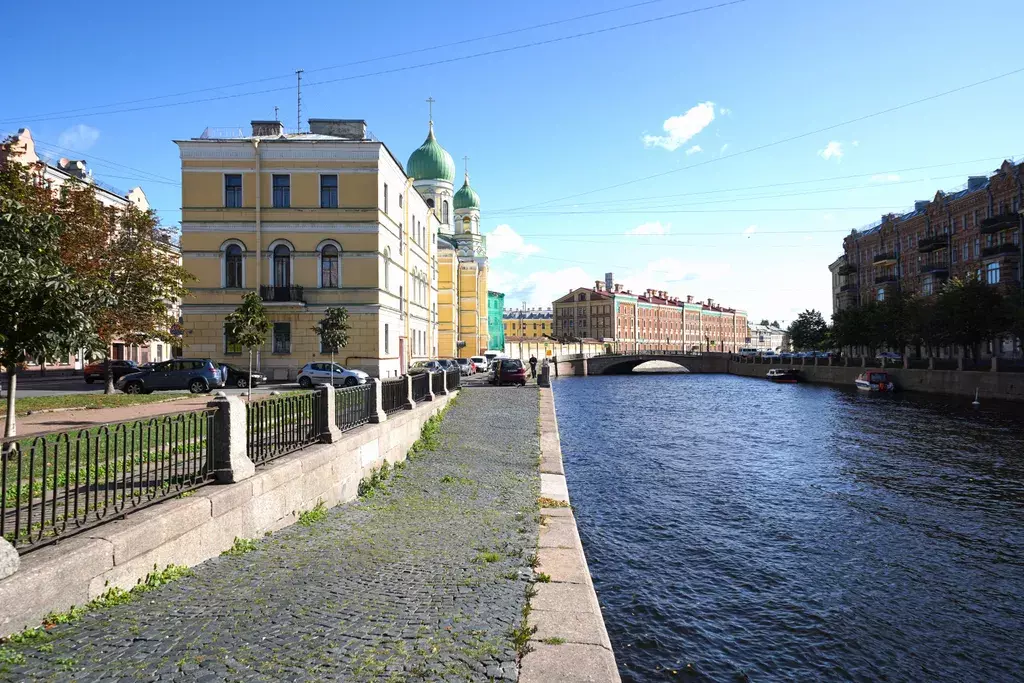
[719,143,730,154]
[718,107,732,116]
[626,221,670,236]
[643,102,716,151]
[489,266,591,308]
[685,145,702,156]
[57,124,100,151]
[743,225,757,236]
[870,173,901,183]
[818,141,843,161]
[619,257,732,294]
[484,224,541,260]
[852,140,860,147]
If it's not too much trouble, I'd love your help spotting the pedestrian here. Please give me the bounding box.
[528,355,538,378]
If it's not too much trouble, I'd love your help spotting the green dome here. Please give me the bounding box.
[406,124,455,183]
[453,174,480,210]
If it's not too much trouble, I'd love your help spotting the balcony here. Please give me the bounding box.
[917,234,948,252]
[874,274,897,284]
[872,252,898,266]
[981,242,1021,260]
[839,283,858,293]
[919,263,949,276]
[979,212,1019,234]
[837,263,857,276]
[259,285,305,303]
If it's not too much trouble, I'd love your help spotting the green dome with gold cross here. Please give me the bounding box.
[453,172,480,210]
[406,123,455,183]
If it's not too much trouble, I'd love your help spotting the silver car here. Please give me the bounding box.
[297,362,369,388]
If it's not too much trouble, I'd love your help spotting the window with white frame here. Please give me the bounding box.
[225,244,243,288]
[272,175,290,208]
[224,174,242,208]
[320,244,340,288]
[986,262,1000,285]
[877,288,885,301]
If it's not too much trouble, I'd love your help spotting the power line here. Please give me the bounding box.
[499,66,1024,212]
[491,205,904,216]
[4,0,751,124]
[30,139,180,184]
[2,0,676,123]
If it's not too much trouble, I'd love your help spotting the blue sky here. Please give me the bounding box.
[5,0,1024,325]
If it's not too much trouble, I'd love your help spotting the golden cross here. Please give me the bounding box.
[426,97,435,122]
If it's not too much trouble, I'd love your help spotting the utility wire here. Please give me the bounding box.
[2,0,677,123]
[3,0,750,124]
[31,139,180,185]
[499,66,1024,212]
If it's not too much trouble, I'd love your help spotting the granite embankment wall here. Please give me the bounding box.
[0,393,455,637]
[729,361,1024,401]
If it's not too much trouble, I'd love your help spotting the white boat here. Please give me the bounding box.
[766,368,800,383]
[855,371,895,392]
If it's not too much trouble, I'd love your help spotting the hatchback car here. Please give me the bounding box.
[470,356,488,372]
[84,359,138,384]
[455,358,474,375]
[410,360,444,375]
[116,359,226,394]
[297,362,369,388]
[221,363,268,389]
[491,358,528,386]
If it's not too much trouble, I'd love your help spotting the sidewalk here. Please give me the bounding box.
[0,396,209,438]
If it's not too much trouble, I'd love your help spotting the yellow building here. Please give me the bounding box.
[405,119,489,359]
[504,308,553,339]
[175,118,437,380]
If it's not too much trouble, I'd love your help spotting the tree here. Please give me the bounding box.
[771,320,780,328]
[312,307,351,387]
[758,319,770,327]
[0,161,99,441]
[225,293,271,401]
[787,309,828,351]
[56,183,192,393]
[935,277,1010,359]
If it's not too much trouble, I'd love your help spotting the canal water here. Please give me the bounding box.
[553,374,1024,682]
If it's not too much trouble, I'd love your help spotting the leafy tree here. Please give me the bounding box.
[56,182,192,393]
[771,320,780,328]
[312,307,351,387]
[758,318,770,326]
[787,309,828,351]
[0,161,99,441]
[935,277,1010,359]
[225,292,271,401]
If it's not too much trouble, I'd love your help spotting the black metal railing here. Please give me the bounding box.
[979,213,1018,234]
[2,409,216,554]
[872,252,897,264]
[246,391,322,465]
[430,371,444,395]
[875,274,897,284]
[920,263,949,274]
[258,285,304,303]
[335,384,374,432]
[381,377,407,415]
[412,373,430,402]
[447,369,461,390]
[840,283,858,292]
[917,235,948,252]
[981,242,1020,258]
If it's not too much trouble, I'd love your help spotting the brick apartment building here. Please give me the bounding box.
[552,277,746,353]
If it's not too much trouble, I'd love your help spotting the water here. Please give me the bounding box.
[553,374,1024,682]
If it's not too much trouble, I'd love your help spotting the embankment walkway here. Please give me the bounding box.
[1,387,541,681]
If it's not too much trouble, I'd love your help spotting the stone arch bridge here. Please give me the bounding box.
[552,352,731,376]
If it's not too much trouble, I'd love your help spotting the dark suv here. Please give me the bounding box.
[116,359,227,394]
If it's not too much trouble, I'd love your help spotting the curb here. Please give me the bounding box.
[520,386,620,682]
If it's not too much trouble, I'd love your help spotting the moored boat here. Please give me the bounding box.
[855,370,896,392]
[766,368,800,383]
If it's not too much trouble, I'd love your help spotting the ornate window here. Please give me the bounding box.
[442,200,449,224]
[225,244,243,288]
[273,244,291,287]
[320,244,340,288]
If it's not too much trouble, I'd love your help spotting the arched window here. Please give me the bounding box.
[320,244,340,288]
[442,200,449,224]
[462,217,471,233]
[383,248,391,292]
[273,244,291,287]
[225,244,243,288]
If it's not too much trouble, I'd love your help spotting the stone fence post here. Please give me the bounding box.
[928,357,935,370]
[538,360,551,387]
[405,374,416,410]
[369,378,387,424]
[317,384,343,443]
[208,392,255,484]
[991,356,999,372]
[957,356,964,371]
[426,373,436,402]
[0,537,17,580]
[441,371,451,396]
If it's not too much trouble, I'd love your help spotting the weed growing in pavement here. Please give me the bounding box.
[222,537,258,556]
[541,637,566,645]
[440,474,473,485]
[298,500,328,526]
[535,572,551,583]
[527,553,540,568]
[538,497,570,508]
[510,583,539,659]
[474,551,502,564]
[359,462,394,499]
[503,570,520,580]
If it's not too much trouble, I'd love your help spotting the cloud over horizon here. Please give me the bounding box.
[818,140,843,162]
[643,102,716,151]
[57,124,100,151]
[484,224,541,260]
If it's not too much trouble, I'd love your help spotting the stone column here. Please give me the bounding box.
[441,371,451,396]
[928,357,935,370]
[405,374,416,410]
[426,373,436,402]
[991,356,999,372]
[957,356,964,371]
[208,393,255,484]
[538,360,551,387]
[903,355,910,370]
[369,378,387,424]
[0,537,18,580]
[317,384,344,443]
[861,356,867,368]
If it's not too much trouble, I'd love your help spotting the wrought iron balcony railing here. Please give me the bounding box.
[259,285,305,303]
[872,252,898,265]
[980,242,1021,259]
[917,235,948,252]
[979,212,1019,234]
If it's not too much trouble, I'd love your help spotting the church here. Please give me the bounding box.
[406,114,490,359]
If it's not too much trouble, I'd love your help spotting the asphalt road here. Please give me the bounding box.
[4,377,301,398]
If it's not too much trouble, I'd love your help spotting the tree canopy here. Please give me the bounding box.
[787,310,828,350]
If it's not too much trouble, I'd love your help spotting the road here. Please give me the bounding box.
[4,377,300,399]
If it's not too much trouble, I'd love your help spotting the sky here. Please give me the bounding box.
[5,0,1024,327]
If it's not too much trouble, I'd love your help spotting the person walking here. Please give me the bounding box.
[528,355,538,379]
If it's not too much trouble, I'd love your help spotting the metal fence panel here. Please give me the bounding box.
[382,377,407,415]
[335,384,374,432]
[411,373,430,402]
[245,391,322,466]
[1,409,216,555]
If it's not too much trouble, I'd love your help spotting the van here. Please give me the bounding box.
[739,347,759,357]
[483,350,506,363]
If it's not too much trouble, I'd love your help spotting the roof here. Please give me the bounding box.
[504,309,552,320]
[453,173,480,210]
[406,123,455,183]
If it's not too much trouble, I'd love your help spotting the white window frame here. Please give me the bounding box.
[220,239,247,288]
[316,239,342,289]
[223,173,243,208]
[319,173,339,209]
[266,239,296,287]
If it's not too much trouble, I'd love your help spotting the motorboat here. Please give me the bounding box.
[766,368,800,383]
[855,370,896,392]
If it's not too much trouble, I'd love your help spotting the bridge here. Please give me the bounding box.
[552,352,731,376]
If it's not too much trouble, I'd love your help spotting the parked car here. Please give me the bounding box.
[739,347,759,358]
[491,358,528,386]
[455,358,474,375]
[877,351,903,361]
[221,363,267,389]
[297,362,369,388]
[84,360,139,384]
[470,356,489,372]
[437,359,459,372]
[116,359,226,394]
[410,360,444,375]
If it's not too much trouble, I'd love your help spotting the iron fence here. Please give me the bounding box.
[430,371,444,395]
[2,409,216,554]
[336,384,375,432]
[246,391,322,466]
[381,377,407,415]
[412,373,430,402]
[446,369,461,390]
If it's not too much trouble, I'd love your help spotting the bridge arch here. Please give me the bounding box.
[599,358,691,375]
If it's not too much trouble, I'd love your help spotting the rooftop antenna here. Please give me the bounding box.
[296,69,304,133]
[274,106,279,122]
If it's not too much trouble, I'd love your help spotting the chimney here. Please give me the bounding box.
[614,283,623,293]
[308,119,367,140]
[687,295,694,303]
[967,176,987,192]
[58,158,90,180]
[594,280,603,291]
[914,200,929,211]
[707,298,714,307]
[251,120,284,137]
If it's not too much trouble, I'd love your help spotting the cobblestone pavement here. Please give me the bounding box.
[1,387,541,682]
